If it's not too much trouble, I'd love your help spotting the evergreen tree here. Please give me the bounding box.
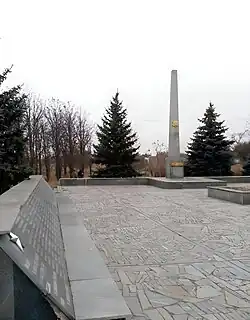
[185,102,233,176]
[0,67,32,194]
[93,92,140,177]
[243,156,250,175]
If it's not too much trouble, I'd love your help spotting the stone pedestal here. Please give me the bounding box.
[166,70,184,178]
[166,164,184,179]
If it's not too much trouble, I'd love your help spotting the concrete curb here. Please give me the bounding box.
[207,176,250,183]
[208,186,250,205]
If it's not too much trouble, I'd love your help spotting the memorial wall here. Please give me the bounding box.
[0,176,75,320]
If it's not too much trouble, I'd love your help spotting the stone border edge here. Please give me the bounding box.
[208,186,250,205]
[59,177,227,189]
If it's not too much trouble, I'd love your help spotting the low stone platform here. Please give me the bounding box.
[62,184,250,320]
[60,177,227,189]
[208,186,250,205]
[209,175,250,183]
[149,177,226,189]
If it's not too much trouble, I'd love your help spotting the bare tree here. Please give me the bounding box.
[24,95,95,181]
[231,120,250,145]
[234,141,250,161]
[149,140,167,177]
[41,119,51,180]
[76,110,94,176]
[45,99,65,180]
[231,130,249,145]
[25,95,44,174]
[62,103,78,177]
[231,121,250,162]
[152,140,167,154]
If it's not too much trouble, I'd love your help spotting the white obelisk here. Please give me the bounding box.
[166,70,184,178]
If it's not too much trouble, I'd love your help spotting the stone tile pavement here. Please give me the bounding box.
[63,185,250,320]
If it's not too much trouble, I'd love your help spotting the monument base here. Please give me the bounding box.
[168,166,184,179]
[166,160,184,179]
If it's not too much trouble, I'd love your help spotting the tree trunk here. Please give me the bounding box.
[44,158,51,181]
[55,149,61,180]
[38,153,42,175]
[82,159,85,177]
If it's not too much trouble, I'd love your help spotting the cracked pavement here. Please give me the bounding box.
[63,185,250,320]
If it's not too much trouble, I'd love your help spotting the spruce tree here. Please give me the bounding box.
[0,67,32,194]
[186,102,233,176]
[93,92,140,177]
[243,156,250,175]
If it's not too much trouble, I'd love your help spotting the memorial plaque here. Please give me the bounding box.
[170,161,184,167]
[0,179,75,319]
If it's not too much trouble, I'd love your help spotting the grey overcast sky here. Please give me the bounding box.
[1,0,250,153]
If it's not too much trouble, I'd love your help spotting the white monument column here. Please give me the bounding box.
[166,70,184,178]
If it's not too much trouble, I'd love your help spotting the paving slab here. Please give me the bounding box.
[61,225,111,281]
[71,278,131,320]
[60,185,250,320]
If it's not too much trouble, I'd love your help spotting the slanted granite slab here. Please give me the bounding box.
[0,176,39,234]
[208,186,250,205]
[0,176,75,320]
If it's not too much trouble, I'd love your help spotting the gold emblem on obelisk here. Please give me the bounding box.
[172,120,179,128]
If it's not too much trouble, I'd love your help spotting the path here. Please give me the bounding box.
[64,185,250,320]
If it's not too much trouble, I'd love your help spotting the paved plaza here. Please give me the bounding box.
[64,185,250,320]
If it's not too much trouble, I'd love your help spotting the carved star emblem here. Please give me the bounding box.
[9,232,24,252]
